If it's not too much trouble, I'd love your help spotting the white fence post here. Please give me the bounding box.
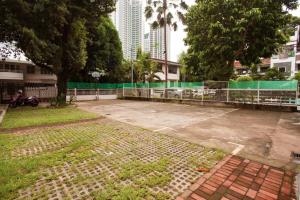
[74,88,77,101]
[96,88,99,100]
[227,82,229,102]
[122,83,125,97]
[257,81,260,103]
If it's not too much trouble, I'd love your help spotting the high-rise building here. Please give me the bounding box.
[149,26,171,60]
[131,0,142,59]
[113,0,142,60]
[143,33,150,53]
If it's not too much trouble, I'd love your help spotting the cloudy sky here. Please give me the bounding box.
[169,0,300,61]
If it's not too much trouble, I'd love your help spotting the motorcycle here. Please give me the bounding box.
[9,91,39,108]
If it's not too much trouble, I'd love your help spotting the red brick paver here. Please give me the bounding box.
[177,155,297,200]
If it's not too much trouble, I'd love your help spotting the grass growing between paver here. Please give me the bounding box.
[0,122,226,200]
[1,106,98,129]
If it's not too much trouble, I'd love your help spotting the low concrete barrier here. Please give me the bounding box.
[121,96,297,112]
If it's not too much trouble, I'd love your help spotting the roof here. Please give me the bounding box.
[234,58,270,69]
[150,58,181,67]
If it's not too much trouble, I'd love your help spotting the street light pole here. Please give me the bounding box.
[131,47,134,86]
[163,0,168,97]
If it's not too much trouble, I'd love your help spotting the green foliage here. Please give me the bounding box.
[264,68,286,81]
[132,48,162,83]
[185,0,299,81]
[236,76,253,82]
[81,16,123,83]
[0,0,117,101]
[0,135,96,199]
[144,0,188,31]
[294,72,300,81]
[1,107,98,129]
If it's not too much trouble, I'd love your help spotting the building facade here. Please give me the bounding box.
[151,58,180,82]
[234,26,300,78]
[0,58,57,103]
[271,26,300,77]
[149,26,171,60]
[113,0,142,60]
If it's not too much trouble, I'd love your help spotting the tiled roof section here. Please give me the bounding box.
[234,59,270,69]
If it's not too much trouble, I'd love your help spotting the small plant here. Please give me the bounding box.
[236,76,253,82]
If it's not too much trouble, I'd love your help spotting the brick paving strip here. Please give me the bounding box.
[176,155,297,200]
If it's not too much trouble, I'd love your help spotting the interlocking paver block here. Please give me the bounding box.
[178,155,297,200]
[10,119,226,200]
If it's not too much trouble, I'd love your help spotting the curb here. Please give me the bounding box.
[0,116,104,133]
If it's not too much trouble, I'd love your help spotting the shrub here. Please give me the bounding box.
[236,76,253,82]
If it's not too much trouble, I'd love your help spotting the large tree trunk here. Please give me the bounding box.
[56,73,68,104]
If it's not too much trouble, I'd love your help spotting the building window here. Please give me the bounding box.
[168,66,177,74]
[279,67,286,73]
[41,68,52,75]
[27,65,35,74]
[296,64,299,72]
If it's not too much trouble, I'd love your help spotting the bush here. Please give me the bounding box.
[264,68,285,80]
[236,76,253,82]
[294,72,300,81]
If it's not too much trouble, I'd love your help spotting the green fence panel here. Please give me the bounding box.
[258,80,298,90]
[229,80,298,90]
[229,81,258,89]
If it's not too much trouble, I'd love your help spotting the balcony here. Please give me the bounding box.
[25,73,57,84]
[0,69,24,80]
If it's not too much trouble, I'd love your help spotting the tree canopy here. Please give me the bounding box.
[0,0,118,102]
[185,0,300,81]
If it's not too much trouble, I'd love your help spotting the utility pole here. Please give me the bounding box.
[131,47,134,86]
[163,0,168,97]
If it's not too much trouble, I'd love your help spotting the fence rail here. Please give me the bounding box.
[119,88,298,106]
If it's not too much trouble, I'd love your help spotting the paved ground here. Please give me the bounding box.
[77,100,300,169]
[4,119,224,200]
[177,155,296,200]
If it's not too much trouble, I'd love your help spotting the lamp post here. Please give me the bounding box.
[131,47,134,86]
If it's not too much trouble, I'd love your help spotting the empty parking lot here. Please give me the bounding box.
[77,100,300,169]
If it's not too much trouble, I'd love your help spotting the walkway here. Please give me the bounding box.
[177,156,296,200]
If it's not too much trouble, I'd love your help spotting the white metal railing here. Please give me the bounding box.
[67,89,117,101]
[120,88,298,106]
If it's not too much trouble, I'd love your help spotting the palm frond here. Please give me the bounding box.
[169,3,178,9]
[156,6,164,14]
[152,21,160,29]
[153,1,162,7]
[159,17,165,27]
[157,13,162,21]
[172,22,178,31]
[145,6,154,19]
[177,11,186,24]
[167,12,173,25]
[180,1,188,10]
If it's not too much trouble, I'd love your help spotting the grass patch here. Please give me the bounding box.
[93,181,170,200]
[0,131,101,199]
[0,121,226,199]
[1,106,98,129]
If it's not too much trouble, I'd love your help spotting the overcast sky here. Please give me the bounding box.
[169,0,300,61]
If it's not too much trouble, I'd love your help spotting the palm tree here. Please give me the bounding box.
[133,48,162,83]
[145,0,188,89]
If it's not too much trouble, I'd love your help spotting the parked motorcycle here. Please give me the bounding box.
[9,90,39,108]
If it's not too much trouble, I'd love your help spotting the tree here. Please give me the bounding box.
[71,16,123,83]
[0,0,116,103]
[133,48,162,83]
[264,68,286,80]
[185,0,300,81]
[145,0,188,87]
